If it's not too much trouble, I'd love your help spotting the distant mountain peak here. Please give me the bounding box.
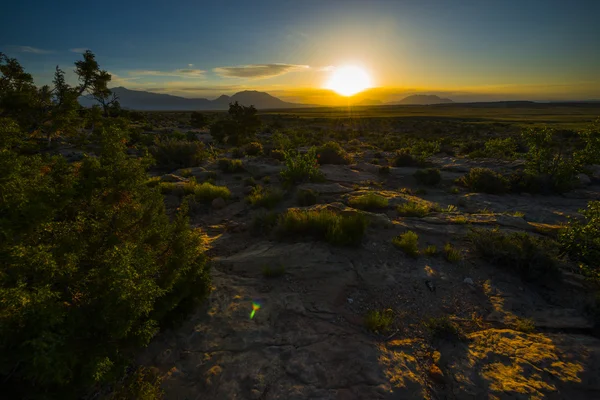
[397,94,454,105]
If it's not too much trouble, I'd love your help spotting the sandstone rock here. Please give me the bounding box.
[320,164,377,183]
[161,173,188,183]
[212,197,226,209]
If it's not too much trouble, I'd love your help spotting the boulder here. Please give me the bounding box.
[576,173,592,187]
[212,197,226,209]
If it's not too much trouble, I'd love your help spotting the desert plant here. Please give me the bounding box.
[397,201,433,217]
[424,317,463,341]
[245,141,263,156]
[280,149,324,186]
[190,182,231,203]
[364,309,394,333]
[231,147,245,158]
[108,367,164,400]
[423,245,438,256]
[392,149,419,167]
[297,188,318,206]
[217,158,244,173]
[483,137,518,159]
[469,228,561,281]
[315,141,351,164]
[247,185,284,209]
[443,243,462,263]
[277,209,367,246]
[392,231,419,258]
[414,168,441,186]
[270,148,286,161]
[149,138,205,169]
[251,211,280,234]
[348,192,388,210]
[513,317,535,333]
[459,167,508,194]
[209,102,261,145]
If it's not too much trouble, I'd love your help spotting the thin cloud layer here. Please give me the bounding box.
[9,45,53,54]
[128,69,206,78]
[213,63,309,78]
[69,48,89,53]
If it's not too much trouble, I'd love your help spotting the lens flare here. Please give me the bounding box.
[250,301,261,319]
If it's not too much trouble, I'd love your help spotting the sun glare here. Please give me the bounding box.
[325,65,372,96]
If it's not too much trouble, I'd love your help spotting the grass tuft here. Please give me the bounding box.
[348,193,389,210]
[364,309,394,333]
[247,186,284,209]
[443,243,462,263]
[392,231,419,258]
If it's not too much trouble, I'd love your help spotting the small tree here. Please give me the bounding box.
[210,101,261,145]
[190,111,209,128]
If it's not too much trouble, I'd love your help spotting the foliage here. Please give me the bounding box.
[513,317,535,333]
[280,148,325,186]
[277,209,367,246]
[244,141,263,156]
[315,141,352,165]
[469,228,561,281]
[483,137,518,159]
[270,148,286,161]
[413,168,441,186]
[296,188,318,206]
[247,185,284,209]
[423,245,438,256]
[209,102,261,145]
[188,182,231,203]
[108,367,164,400]
[149,139,205,169]
[397,201,433,217]
[411,139,441,159]
[0,126,209,398]
[190,111,209,129]
[392,149,419,167]
[558,201,600,281]
[392,231,419,258]
[348,192,388,210]
[424,317,464,341]
[459,167,508,194]
[364,309,394,333]
[251,211,280,234]
[217,158,244,173]
[443,243,462,263]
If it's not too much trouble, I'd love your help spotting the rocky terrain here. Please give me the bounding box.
[137,149,600,399]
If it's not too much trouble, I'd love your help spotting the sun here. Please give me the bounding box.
[325,65,372,96]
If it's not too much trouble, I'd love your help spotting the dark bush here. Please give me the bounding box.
[297,188,318,206]
[414,168,441,186]
[149,138,205,169]
[245,141,263,156]
[315,141,351,165]
[392,149,419,167]
[459,167,508,194]
[559,201,600,281]
[217,158,244,173]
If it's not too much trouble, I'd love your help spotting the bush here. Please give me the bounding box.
[423,245,438,256]
[297,188,318,206]
[251,211,279,234]
[348,192,388,210]
[559,201,600,281]
[247,186,284,209]
[0,127,210,398]
[397,201,433,217]
[315,141,351,165]
[245,141,263,156]
[469,228,561,281]
[149,138,205,169]
[424,317,463,341]
[190,111,208,129]
[280,149,325,186]
[270,148,286,161]
[392,231,419,257]
[217,158,244,173]
[483,137,518,159]
[459,167,508,194]
[231,147,245,158]
[443,243,462,263]
[190,182,231,203]
[108,367,164,400]
[392,149,419,167]
[209,102,261,145]
[414,168,441,186]
[364,309,394,333]
[277,209,367,246]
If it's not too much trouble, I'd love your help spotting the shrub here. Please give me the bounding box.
[392,231,419,257]
[424,317,463,341]
[149,138,205,169]
[297,188,318,206]
[348,193,388,210]
[243,176,257,187]
[270,148,286,161]
[191,182,231,203]
[483,137,518,159]
[559,201,600,281]
[262,265,285,278]
[392,149,418,167]
[414,168,441,186]
[443,243,462,263]
[513,317,535,333]
[469,228,561,281]
[217,158,244,173]
[423,245,438,256]
[251,211,279,234]
[108,367,164,400]
[277,209,367,246]
[210,102,261,145]
[247,186,284,209]
[315,141,351,165]
[459,167,508,194]
[245,141,263,156]
[190,111,209,129]
[280,149,325,186]
[0,127,210,398]
[397,201,433,217]
[231,147,245,158]
[364,309,394,333]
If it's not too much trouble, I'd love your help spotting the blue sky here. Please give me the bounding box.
[1,0,599,103]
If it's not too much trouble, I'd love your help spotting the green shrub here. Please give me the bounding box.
[245,141,263,156]
[483,137,518,159]
[108,367,164,400]
[191,182,231,203]
[270,148,286,161]
[414,168,441,186]
[412,140,441,159]
[513,317,535,333]
[243,176,257,187]
[149,139,205,169]
[424,317,463,341]
[348,193,388,210]
[297,188,318,206]
[0,127,209,398]
[209,102,261,145]
[443,243,462,263]
[315,141,351,165]
[559,201,600,281]
[247,186,284,209]
[262,265,285,278]
[217,158,244,173]
[277,209,367,246]
[231,147,245,158]
[364,309,394,333]
[392,149,419,167]
[280,149,325,186]
[397,201,433,217]
[392,231,419,258]
[459,167,508,194]
[423,245,438,256]
[469,228,561,281]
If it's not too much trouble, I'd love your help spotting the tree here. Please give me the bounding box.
[190,111,209,128]
[209,101,261,145]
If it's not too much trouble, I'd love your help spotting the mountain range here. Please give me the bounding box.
[80,87,455,110]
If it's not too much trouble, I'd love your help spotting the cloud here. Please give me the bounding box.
[69,48,89,53]
[188,63,194,67]
[9,45,53,54]
[128,69,206,78]
[213,63,309,79]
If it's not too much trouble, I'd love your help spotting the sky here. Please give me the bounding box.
[1,0,599,104]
